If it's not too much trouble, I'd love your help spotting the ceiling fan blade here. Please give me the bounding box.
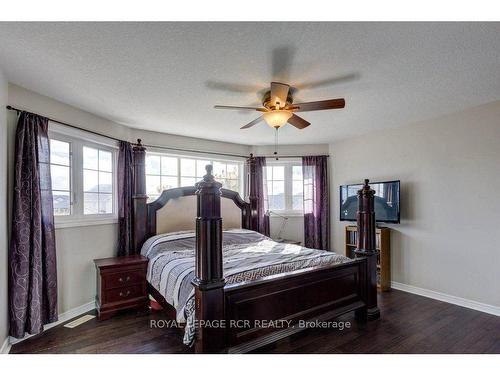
[214,105,267,112]
[206,80,262,93]
[294,73,359,90]
[241,116,264,129]
[293,98,345,112]
[270,82,290,108]
[287,114,310,129]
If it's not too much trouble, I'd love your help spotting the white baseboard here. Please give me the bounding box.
[1,337,11,354]
[391,281,500,317]
[8,300,96,348]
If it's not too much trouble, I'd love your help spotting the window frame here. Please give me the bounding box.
[48,134,73,217]
[48,122,119,229]
[145,150,245,203]
[266,159,304,216]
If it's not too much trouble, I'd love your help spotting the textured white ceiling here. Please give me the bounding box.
[0,22,499,145]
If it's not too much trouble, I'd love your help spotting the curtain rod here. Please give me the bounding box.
[6,105,329,160]
[6,105,247,159]
[261,155,330,159]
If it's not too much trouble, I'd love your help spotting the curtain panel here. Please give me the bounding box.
[117,141,135,256]
[9,111,58,338]
[254,157,270,236]
[302,155,330,250]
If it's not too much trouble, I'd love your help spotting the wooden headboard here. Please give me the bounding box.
[146,186,251,238]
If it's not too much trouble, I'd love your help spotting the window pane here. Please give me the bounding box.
[181,159,196,177]
[226,179,239,192]
[196,160,211,177]
[84,193,99,214]
[99,150,112,172]
[99,171,113,193]
[84,169,99,192]
[272,180,284,195]
[292,180,303,196]
[53,191,70,216]
[269,195,285,210]
[50,139,70,166]
[146,155,161,175]
[98,193,113,214]
[273,166,284,180]
[292,165,303,180]
[161,156,178,175]
[181,177,196,187]
[146,175,161,196]
[213,162,226,180]
[83,147,98,170]
[293,195,303,210]
[161,176,178,190]
[51,165,70,190]
[265,166,273,180]
[292,180,304,209]
[226,164,238,179]
[148,195,159,203]
[267,183,273,197]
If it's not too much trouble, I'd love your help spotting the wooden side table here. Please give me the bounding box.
[94,255,149,320]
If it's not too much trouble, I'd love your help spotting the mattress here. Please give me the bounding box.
[141,229,352,346]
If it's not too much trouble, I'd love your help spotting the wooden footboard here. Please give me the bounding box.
[131,145,380,354]
[224,259,367,353]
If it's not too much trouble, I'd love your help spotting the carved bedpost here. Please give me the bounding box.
[354,179,380,320]
[192,165,226,353]
[245,153,259,231]
[132,139,148,252]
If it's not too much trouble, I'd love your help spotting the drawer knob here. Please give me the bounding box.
[119,290,131,297]
[119,276,131,283]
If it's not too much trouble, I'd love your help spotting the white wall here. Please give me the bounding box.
[0,68,9,348]
[6,84,252,319]
[330,101,500,308]
[269,215,304,244]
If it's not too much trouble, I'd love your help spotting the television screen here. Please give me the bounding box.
[339,180,400,223]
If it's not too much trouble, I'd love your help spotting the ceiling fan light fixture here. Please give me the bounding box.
[263,110,293,128]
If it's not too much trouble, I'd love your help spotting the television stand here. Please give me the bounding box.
[344,225,391,291]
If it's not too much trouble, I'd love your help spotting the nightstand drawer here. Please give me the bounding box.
[103,270,145,289]
[105,285,144,303]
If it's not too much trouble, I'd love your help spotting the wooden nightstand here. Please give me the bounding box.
[94,255,149,320]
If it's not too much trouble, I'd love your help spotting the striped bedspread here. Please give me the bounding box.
[141,229,352,346]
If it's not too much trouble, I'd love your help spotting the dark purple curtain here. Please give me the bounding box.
[9,112,58,339]
[302,156,330,250]
[254,157,270,236]
[117,141,135,256]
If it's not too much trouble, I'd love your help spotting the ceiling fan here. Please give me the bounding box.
[214,81,345,130]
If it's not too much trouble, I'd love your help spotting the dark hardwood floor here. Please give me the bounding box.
[10,289,500,354]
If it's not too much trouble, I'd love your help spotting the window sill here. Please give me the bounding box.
[54,217,118,229]
[267,212,304,218]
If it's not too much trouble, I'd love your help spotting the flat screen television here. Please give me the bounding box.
[339,180,400,224]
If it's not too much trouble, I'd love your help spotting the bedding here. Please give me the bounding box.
[141,229,352,346]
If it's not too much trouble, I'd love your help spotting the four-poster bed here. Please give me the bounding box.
[131,140,379,353]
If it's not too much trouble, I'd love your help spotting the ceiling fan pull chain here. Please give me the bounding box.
[274,127,279,160]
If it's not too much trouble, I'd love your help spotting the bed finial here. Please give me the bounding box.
[205,164,213,176]
[355,177,380,321]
